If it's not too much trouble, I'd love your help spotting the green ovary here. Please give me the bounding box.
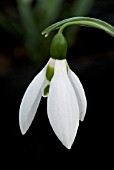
[50,33,67,60]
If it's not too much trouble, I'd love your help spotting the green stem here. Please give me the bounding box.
[42,17,114,37]
[59,20,114,36]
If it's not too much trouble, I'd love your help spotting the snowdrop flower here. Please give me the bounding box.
[19,33,87,149]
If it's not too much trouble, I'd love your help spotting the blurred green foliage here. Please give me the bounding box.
[0,0,95,64]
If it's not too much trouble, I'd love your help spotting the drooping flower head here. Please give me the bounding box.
[19,32,87,149]
[19,16,114,149]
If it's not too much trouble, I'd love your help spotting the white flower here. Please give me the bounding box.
[19,58,87,149]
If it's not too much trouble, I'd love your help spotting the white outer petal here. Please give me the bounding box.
[19,60,49,134]
[47,60,79,149]
[68,68,87,121]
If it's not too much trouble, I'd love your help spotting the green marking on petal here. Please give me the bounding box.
[66,64,68,73]
[44,85,50,97]
[46,65,54,81]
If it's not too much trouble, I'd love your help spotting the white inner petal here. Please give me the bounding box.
[49,58,56,67]
[68,68,87,121]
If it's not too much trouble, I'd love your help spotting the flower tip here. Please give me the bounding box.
[80,117,84,122]
[19,124,26,135]
[66,145,72,150]
[21,129,26,135]
[19,119,27,135]
[80,111,86,121]
[63,141,73,150]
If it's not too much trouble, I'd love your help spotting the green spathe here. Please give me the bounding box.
[50,33,67,60]
[42,17,114,37]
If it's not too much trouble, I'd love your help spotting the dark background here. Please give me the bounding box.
[0,0,114,168]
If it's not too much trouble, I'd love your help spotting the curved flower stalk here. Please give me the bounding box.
[42,17,114,37]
